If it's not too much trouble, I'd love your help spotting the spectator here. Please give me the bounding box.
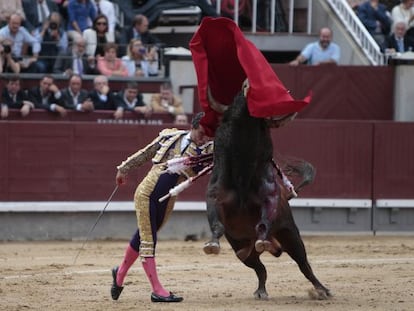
[67,0,97,42]
[113,81,152,119]
[55,0,69,26]
[0,13,42,73]
[384,20,414,53]
[92,0,116,41]
[150,82,184,116]
[289,27,341,65]
[27,75,67,116]
[0,38,21,73]
[174,113,189,126]
[121,38,158,77]
[0,1,25,27]
[37,12,69,73]
[0,76,34,119]
[120,14,161,55]
[61,73,94,111]
[22,0,59,34]
[83,14,114,57]
[97,42,128,77]
[53,37,98,75]
[391,0,414,44]
[357,0,391,47]
[88,74,117,110]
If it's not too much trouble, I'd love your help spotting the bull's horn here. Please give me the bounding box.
[207,86,228,114]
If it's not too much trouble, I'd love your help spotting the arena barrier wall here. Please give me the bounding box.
[1,117,413,240]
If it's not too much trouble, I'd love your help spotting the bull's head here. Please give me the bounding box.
[266,112,297,128]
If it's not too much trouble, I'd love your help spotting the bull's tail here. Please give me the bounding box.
[278,157,316,194]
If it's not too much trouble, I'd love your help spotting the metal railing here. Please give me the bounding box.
[213,0,312,34]
[112,0,385,65]
[325,0,386,65]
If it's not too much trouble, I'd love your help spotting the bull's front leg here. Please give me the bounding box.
[203,195,224,255]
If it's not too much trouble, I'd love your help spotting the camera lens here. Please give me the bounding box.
[49,22,58,30]
[3,45,11,54]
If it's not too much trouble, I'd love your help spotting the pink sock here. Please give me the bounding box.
[142,257,170,297]
[117,245,139,286]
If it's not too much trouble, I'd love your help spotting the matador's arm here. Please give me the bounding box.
[116,136,162,175]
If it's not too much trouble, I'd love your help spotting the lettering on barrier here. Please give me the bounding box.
[97,119,164,125]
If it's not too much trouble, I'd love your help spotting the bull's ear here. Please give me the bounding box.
[207,86,228,114]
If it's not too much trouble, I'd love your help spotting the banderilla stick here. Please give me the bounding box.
[73,184,119,264]
[158,164,214,202]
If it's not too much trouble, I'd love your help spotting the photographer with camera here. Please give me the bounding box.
[0,13,42,73]
[37,12,68,73]
[0,38,20,74]
[22,0,59,34]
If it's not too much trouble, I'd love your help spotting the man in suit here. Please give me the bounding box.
[384,20,414,53]
[53,37,99,75]
[113,81,152,119]
[22,0,59,33]
[0,76,34,118]
[61,74,94,111]
[88,75,117,110]
[119,14,161,55]
[27,75,67,116]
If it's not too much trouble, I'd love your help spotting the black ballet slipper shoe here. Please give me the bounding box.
[111,266,124,300]
[150,292,184,303]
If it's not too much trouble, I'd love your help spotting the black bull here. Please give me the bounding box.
[204,93,331,300]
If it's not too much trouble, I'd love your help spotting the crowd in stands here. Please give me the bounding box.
[0,74,186,122]
[0,0,191,122]
[0,0,164,77]
[1,0,412,119]
[354,0,414,53]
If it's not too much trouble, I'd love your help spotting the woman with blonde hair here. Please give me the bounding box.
[121,38,158,77]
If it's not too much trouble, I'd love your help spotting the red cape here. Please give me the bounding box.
[189,17,311,136]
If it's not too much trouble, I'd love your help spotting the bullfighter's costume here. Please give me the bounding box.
[117,128,213,258]
[112,126,213,303]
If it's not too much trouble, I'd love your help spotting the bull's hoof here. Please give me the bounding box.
[203,241,220,255]
[255,240,275,253]
[308,287,332,300]
[255,240,266,253]
[254,289,269,300]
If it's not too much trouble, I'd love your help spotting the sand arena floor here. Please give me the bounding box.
[1,235,414,311]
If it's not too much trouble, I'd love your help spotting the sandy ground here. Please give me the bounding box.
[1,235,414,311]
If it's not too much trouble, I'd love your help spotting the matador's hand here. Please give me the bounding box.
[116,170,127,185]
